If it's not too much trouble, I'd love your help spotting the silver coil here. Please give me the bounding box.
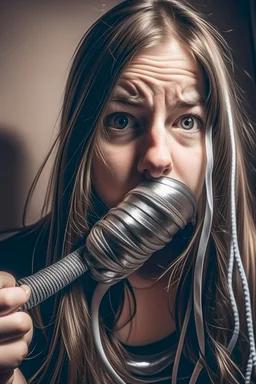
[89,177,197,383]
[86,177,196,284]
[17,177,196,310]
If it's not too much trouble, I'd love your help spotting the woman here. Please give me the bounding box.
[0,0,255,383]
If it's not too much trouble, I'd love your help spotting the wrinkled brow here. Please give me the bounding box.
[110,93,205,109]
[111,94,145,107]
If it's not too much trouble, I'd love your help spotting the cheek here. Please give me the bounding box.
[91,143,138,207]
[95,145,133,180]
[174,143,206,199]
[188,147,206,198]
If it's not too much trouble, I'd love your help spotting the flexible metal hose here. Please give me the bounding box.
[17,177,196,315]
[17,249,87,310]
[16,177,197,383]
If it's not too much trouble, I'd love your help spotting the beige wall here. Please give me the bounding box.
[0,0,119,229]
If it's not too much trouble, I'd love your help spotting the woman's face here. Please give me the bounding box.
[92,38,207,208]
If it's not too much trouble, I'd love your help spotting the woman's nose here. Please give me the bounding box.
[137,129,172,178]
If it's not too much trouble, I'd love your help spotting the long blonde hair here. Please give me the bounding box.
[25,1,256,383]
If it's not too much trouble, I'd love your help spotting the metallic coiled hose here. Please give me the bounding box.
[17,177,196,311]
[86,177,196,284]
[16,176,197,383]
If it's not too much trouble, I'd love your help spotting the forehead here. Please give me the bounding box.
[113,38,206,106]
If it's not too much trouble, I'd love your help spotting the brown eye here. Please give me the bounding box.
[104,113,138,130]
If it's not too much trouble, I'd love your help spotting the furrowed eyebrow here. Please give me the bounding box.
[110,95,146,107]
[175,99,205,109]
[110,94,205,109]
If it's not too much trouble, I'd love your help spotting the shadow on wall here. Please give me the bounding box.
[0,127,27,233]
